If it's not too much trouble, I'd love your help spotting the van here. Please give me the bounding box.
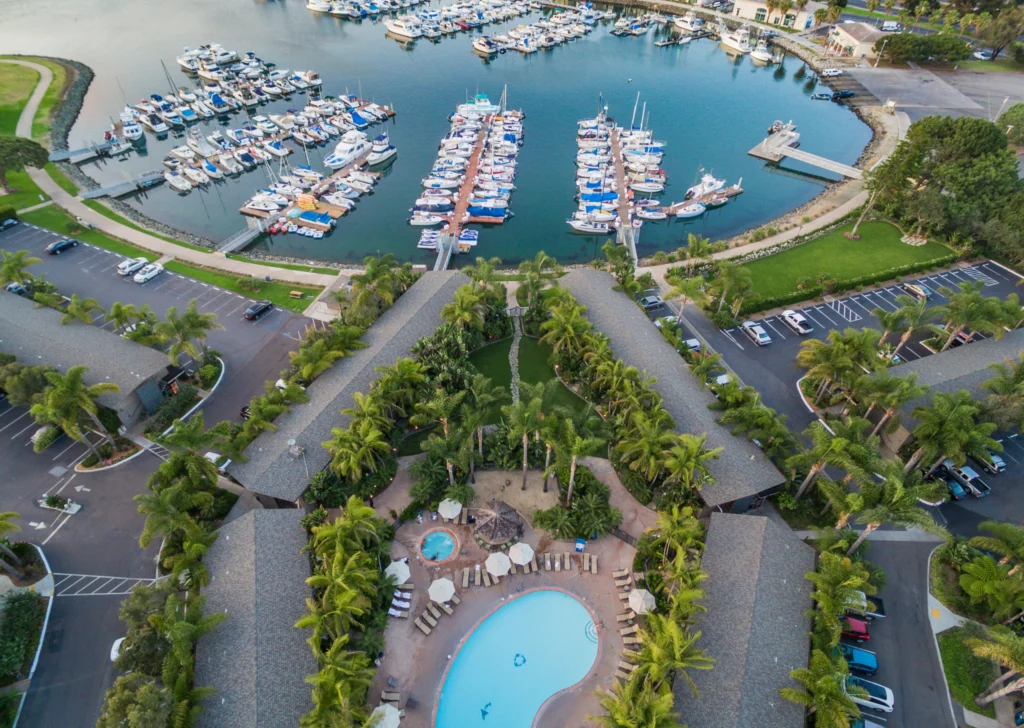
[881,20,901,31]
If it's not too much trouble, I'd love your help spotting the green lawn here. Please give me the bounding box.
[44,163,78,196]
[938,626,997,719]
[1,169,49,211]
[0,62,38,136]
[226,253,339,276]
[17,205,156,260]
[741,221,951,299]
[0,56,68,143]
[163,261,321,313]
[957,58,1024,72]
[82,200,209,251]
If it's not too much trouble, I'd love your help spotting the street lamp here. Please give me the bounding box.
[874,38,888,67]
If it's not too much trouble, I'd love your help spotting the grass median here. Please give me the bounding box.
[163,261,322,313]
[741,221,951,300]
[0,61,39,136]
[937,625,997,719]
[226,253,339,276]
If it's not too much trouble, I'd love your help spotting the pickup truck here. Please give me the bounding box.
[846,590,886,620]
[841,616,870,642]
[943,458,992,497]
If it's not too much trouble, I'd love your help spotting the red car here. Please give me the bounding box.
[841,616,870,642]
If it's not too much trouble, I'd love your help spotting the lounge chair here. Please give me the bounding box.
[422,611,438,628]
[555,556,561,573]
[475,569,482,587]
[509,564,518,576]
[545,553,552,571]
[615,578,632,589]
[531,554,540,573]
[591,555,598,574]
[615,668,632,681]
[617,592,631,603]
[622,636,640,646]
[564,553,571,570]
[452,594,461,605]
[613,568,629,579]
[392,598,411,609]
[414,618,431,635]
[618,661,637,672]
[427,603,442,620]
[523,561,531,574]
[620,625,638,636]
[483,571,493,587]
[381,691,400,703]
[462,567,470,589]
[583,553,591,571]
[388,608,409,618]
[616,611,636,623]
[437,601,454,616]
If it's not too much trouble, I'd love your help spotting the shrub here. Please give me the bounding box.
[31,425,61,453]
[142,384,199,435]
[617,467,654,505]
[236,276,263,292]
[0,591,45,679]
[97,406,122,435]
[81,454,99,468]
[708,310,738,329]
[114,581,172,677]
[197,364,219,389]
[97,441,115,459]
[0,207,16,224]
[44,494,69,510]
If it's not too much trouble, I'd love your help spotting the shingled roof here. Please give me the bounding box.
[674,512,814,728]
[560,269,786,506]
[230,271,465,502]
[194,509,315,728]
[0,293,169,410]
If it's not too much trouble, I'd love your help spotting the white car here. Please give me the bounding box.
[972,50,993,60]
[741,321,772,346]
[133,263,163,284]
[117,256,148,276]
[110,637,125,662]
[781,309,813,335]
[846,676,895,713]
[821,68,843,77]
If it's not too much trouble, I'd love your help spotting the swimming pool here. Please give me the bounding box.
[420,529,457,563]
[435,589,599,727]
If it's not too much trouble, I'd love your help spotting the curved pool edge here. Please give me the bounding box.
[419,526,459,565]
[430,586,604,728]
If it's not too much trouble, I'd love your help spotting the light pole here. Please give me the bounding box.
[874,38,888,67]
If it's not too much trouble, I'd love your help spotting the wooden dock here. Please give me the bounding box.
[608,127,638,264]
[446,120,491,241]
[749,122,862,179]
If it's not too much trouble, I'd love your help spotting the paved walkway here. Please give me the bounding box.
[2,58,348,288]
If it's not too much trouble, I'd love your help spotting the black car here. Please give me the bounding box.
[832,90,856,101]
[45,238,79,255]
[0,217,18,231]
[4,282,30,297]
[243,300,273,321]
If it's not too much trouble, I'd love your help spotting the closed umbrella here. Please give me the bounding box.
[384,560,410,586]
[367,703,401,728]
[438,498,462,520]
[485,551,512,576]
[428,577,456,604]
[508,542,534,566]
[629,588,656,615]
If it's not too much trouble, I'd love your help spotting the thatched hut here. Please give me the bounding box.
[474,500,522,546]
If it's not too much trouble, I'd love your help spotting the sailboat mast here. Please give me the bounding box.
[629,92,640,129]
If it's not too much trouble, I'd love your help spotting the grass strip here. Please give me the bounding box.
[0,62,39,136]
[44,163,78,196]
[226,253,339,276]
[18,205,156,260]
[938,626,997,719]
[163,260,322,313]
[81,200,209,251]
[2,169,49,211]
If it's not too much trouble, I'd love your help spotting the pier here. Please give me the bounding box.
[217,217,272,254]
[608,127,638,265]
[748,122,862,179]
[445,118,492,241]
[48,141,117,163]
[80,170,166,199]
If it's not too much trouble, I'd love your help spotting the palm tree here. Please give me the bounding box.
[665,275,710,312]
[180,298,223,356]
[592,359,639,400]
[502,396,543,490]
[350,253,399,311]
[717,402,794,459]
[29,366,118,458]
[884,295,935,358]
[650,504,704,564]
[931,281,1007,352]
[872,306,906,347]
[552,415,605,505]
[156,304,203,364]
[681,233,715,276]
[163,526,216,591]
[411,390,467,438]
[323,420,391,481]
[972,522,1024,577]
[712,261,753,313]
[907,390,1000,475]
[779,0,794,25]
[156,411,229,454]
[134,484,201,549]
[808,551,876,640]
[589,674,683,728]
[0,249,41,285]
[60,294,103,326]
[765,0,781,23]
[518,251,559,306]
[966,626,1024,706]
[982,354,1024,429]
[818,477,866,530]
[662,433,723,494]
[373,358,426,420]
[463,256,503,290]
[441,285,485,330]
[105,302,139,332]
[616,409,676,484]
[637,614,714,693]
[540,301,592,363]
[813,6,827,26]
[959,556,1024,624]
[342,391,391,434]
[846,464,948,554]
[780,649,862,727]
[788,419,880,499]
[290,339,345,382]
[855,371,929,436]
[0,511,24,578]
[866,0,880,23]
[797,331,858,404]
[423,430,464,487]
[467,374,506,457]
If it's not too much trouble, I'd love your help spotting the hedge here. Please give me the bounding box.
[142,384,199,436]
[0,207,16,223]
[30,425,61,453]
[0,591,46,680]
[737,254,958,316]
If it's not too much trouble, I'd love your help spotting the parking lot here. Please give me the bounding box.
[934,433,1024,538]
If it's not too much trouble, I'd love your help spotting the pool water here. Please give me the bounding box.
[421,530,456,562]
[435,590,598,727]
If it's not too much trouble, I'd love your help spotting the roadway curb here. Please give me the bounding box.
[12,544,55,728]
[927,543,967,728]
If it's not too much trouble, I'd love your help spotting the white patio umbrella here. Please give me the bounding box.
[485,551,512,576]
[437,498,462,520]
[384,560,410,586]
[508,542,534,566]
[428,577,456,604]
[367,703,401,728]
[629,588,656,615]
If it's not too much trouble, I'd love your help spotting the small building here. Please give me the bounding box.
[673,512,815,728]
[474,499,523,546]
[732,0,824,30]
[0,293,172,426]
[194,509,315,728]
[827,21,886,58]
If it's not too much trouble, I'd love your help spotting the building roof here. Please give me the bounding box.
[890,328,1024,431]
[560,270,786,506]
[674,512,815,728]
[475,500,522,544]
[230,271,465,502]
[834,21,886,43]
[733,0,825,12]
[194,509,315,728]
[0,293,170,410]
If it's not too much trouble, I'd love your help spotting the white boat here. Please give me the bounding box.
[170,145,195,161]
[118,108,144,141]
[385,16,424,38]
[183,167,209,185]
[225,128,247,145]
[140,113,169,134]
[252,115,279,134]
[177,87,197,103]
[295,70,322,86]
[256,190,289,206]
[409,213,444,226]
[323,192,356,209]
[292,131,316,146]
[262,140,290,157]
[191,100,214,118]
[473,36,499,54]
[673,11,703,32]
[367,132,398,165]
[324,130,372,169]
[686,173,726,199]
[456,93,502,116]
[164,170,192,191]
[307,0,333,10]
[269,113,295,130]
[635,208,667,221]
[577,208,615,222]
[750,40,774,63]
[200,159,222,179]
[568,218,610,234]
[422,177,461,189]
[720,26,753,54]
[270,182,305,197]
[673,201,707,218]
[630,182,664,193]
[219,153,243,175]
[244,198,281,213]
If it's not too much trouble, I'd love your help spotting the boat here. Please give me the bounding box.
[307,0,333,11]
[409,212,444,226]
[811,92,832,101]
[252,115,279,134]
[568,218,610,234]
[324,130,372,169]
[255,190,289,206]
[240,121,264,139]
[234,149,257,169]
[473,36,499,54]
[295,70,323,86]
[292,131,316,146]
[630,182,664,193]
[456,93,502,116]
[385,16,425,39]
[119,108,145,141]
[673,11,703,32]
[201,159,223,179]
[164,170,193,192]
[635,208,667,221]
[170,145,195,161]
[183,167,209,185]
[686,173,725,199]
[219,153,243,175]
[720,26,753,54]
[366,132,398,165]
[244,198,281,213]
[269,113,295,130]
[176,48,202,73]
[673,201,707,218]
[750,40,774,63]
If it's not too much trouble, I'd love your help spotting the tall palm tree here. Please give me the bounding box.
[788,419,880,499]
[342,391,391,433]
[650,504,704,564]
[819,477,866,530]
[971,522,1024,577]
[872,306,906,347]
[907,390,1000,474]
[163,525,216,591]
[665,275,710,312]
[931,281,1007,352]
[966,626,1024,706]
[846,464,947,554]
[373,358,426,420]
[637,614,714,693]
[866,0,880,23]
[290,339,345,382]
[134,484,202,549]
[717,402,794,459]
[780,649,862,727]
[423,429,465,487]
[589,673,683,728]
[467,374,506,456]
[855,371,930,436]
[518,251,559,306]
[350,253,399,310]
[712,261,753,313]
[797,331,858,404]
[156,411,229,455]
[463,256,503,290]
[0,511,24,578]
[540,301,592,363]
[808,551,876,641]
[616,409,676,484]
[765,0,781,23]
[884,295,935,358]
[180,298,223,356]
[681,233,715,276]
[410,390,467,437]
[60,294,103,326]
[29,366,119,457]
[441,285,485,330]
[156,304,203,364]
[323,420,391,481]
[662,433,723,494]
[593,359,639,400]
[959,556,1024,624]
[502,396,543,490]
[552,414,605,505]
[105,301,139,332]
[0,249,42,285]
[779,0,794,24]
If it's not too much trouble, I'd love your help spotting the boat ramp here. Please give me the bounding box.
[748,121,862,179]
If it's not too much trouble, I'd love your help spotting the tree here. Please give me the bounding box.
[95,674,171,728]
[960,556,1024,624]
[975,6,1024,60]
[0,249,41,286]
[157,411,229,455]
[780,649,862,728]
[372,358,426,420]
[441,285,485,330]
[502,395,543,490]
[931,281,1006,352]
[180,298,223,357]
[807,551,876,643]
[134,483,202,549]
[463,255,503,289]
[846,467,947,555]
[998,103,1024,147]
[540,300,592,365]
[766,0,781,23]
[717,401,794,459]
[0,137,48,193]
[866,0,880,23]
[788,419,881,499]
[552,414,605,506]
[650,504,704,564]
[887,294,936,358]
[60,293,103,326]
[971,521,1024,577]
[323,419,391,481]
[589,673,683,728]
[466,374,505,457]
[711,261,752,313]
[410,390,466,438]
[156,303,203,364]
[665,275,709,313]
[779,0,795,24]
[966,626,1024,706]
[105,301,140,332]
[855,371,930,436]
[518,251,559,305]
[637,614,713,693]
[29,365,118,458]
[662,433,723,494]
[341,391,391,434]
[290,339,345,383]
[797,331,859,404]
[681,233,715,276]
[907,390,1000,474]
[348,253,401,320]
[0,511,24,579]
[616,409,676,484]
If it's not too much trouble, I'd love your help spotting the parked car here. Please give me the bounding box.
[846,590,886,620]
[881,20,902,31]
[45,238,79,255]
[811,92,832,100]
[117,256,149,276]
[944,477,967,500]
[133,263,164,284]
[973,50,993,60]
[741,321,772,346]
[638,295,664,311]
[821,68,844,77]
[680,338,702,353]
[841,616,870,642]
[4,282,30,297]
[840,644,879,676]
[832,90,856,101]
[942,458,992,497]
[904,282,933,300]
[781,309,813,335]
[244,300,274,321]
[0,217,18,231]
[654,316,677,329]
[846,675,895,713]
[972,450,1006,474]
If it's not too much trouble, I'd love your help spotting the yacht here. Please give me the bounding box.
[164,170,193,192]
[183,166,209,185]
[385,16,424,38]
[141,113,169,134]
[262,140,290,158]
[176,48,202,73]
[568,218,610,234]
[307,0,333,10]
[177,87,197,103]
[324,130,372,169]
[200,159,223,179]
[219,153,244,175]
[367,132,398,165]
[456,93,502,116]
[750,40,775,63]
[269,113,295,130]
[118,108,145,141]
[673,201,707,218]
[720,26,753,54]
[673,11,704,33]
[686,173,726,199]
[473,36,499,54]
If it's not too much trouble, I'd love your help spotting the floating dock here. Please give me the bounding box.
[748,121,862,179]
[80,170,166,199]
[608,127,638,264]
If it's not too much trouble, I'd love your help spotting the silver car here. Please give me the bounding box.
[741,321,772,346]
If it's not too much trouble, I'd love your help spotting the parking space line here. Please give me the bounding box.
[961,266,1000,287]
[798,309,827,328]
[812,306,840,326]
[983,261,1018,280]
[846,296,874,315]
[904,342,930,359]
[860,291,895,311]
[80,577,117,595]
[761,319,787,339]
[826,299,862,322]
[720,329,744,350]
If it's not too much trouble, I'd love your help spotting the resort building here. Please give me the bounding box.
[561,270,787,511]
[673,512,815,728]
[229,270,465,505]
[731,0,825,30]
[194,509,314,728]
[0,293,172,426]
[877,327,1024,453]
[826,21,887,58]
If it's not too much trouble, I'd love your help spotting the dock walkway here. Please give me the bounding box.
[748,123,862,179]
[80,170,166,199]
[608,127,638,265]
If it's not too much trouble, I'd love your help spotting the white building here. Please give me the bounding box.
[827,21,887,57]
[731,0,825,31]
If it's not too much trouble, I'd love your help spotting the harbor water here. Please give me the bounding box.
[0,0,871,265]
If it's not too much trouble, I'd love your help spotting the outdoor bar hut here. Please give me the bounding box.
[474,499,522,548]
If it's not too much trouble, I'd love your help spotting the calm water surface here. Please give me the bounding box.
[0,0,871,265]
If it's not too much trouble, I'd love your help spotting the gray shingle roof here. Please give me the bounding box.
[674,512,814,728]
[231,271,465,501]
[560,269,786,506]
[194,509,315,728]
[889,328,1024,431]
[0,293,169,410]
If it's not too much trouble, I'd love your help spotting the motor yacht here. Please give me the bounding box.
[367,132,398,165]
[324,130,372,169]
[164,170,193,192]
[384,16,424,38]
[720,25,753,54]
[750,40,775,63]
